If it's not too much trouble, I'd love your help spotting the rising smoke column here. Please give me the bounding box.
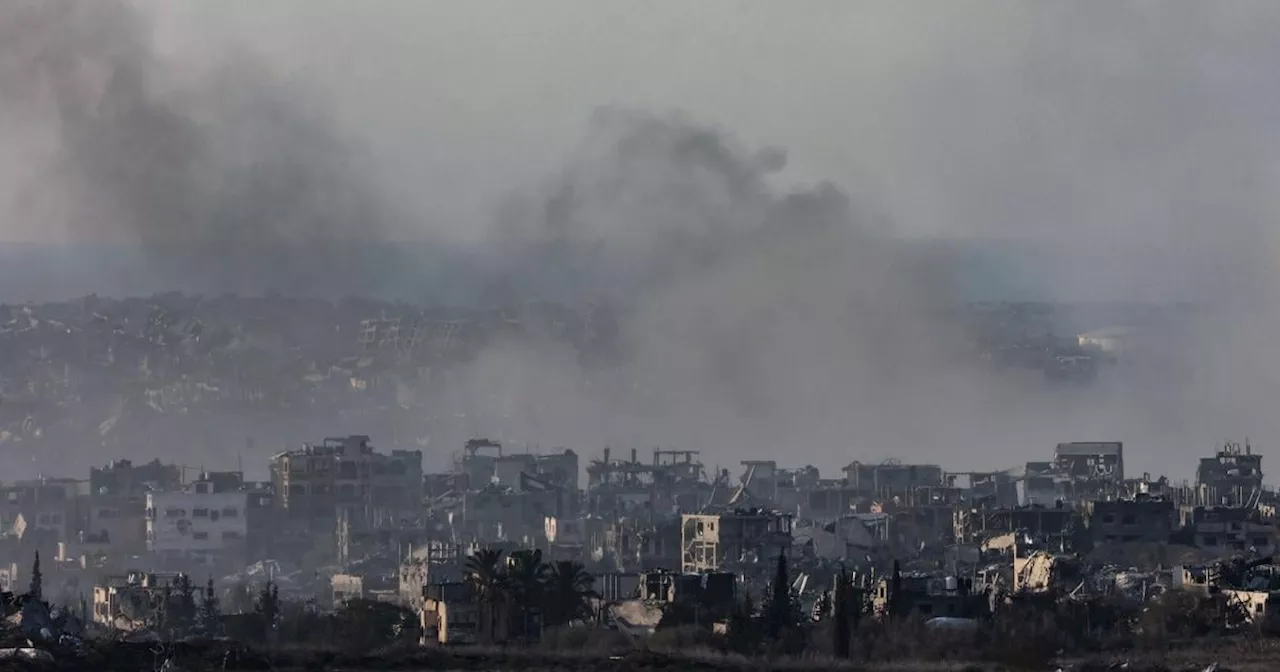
[453,108,1008,470]
[0,0,394,297]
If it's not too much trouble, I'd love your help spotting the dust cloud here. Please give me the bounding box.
[448,109,1133,474]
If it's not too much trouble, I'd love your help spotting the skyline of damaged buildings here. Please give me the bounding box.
[0,295,1274,640]
[0,430,1276,639]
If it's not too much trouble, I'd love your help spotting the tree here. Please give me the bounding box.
[464,549,507,643]
[255,580,280,641]
[887,560,903,618]
[765,550,792,640]
[335,599,418,651]
[543,560,598,628]
[725,592,760,655]
[27,552,42,601]
[170,574,198,632]
[154,582,173,634]
[832,569,852,659]
[200,577,220,635]
[761,551,806,655]
[506,549,548,639]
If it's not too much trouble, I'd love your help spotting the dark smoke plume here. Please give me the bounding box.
[0,0,393,297]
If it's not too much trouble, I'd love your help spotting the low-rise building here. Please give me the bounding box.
[420,581,507,645]
[639,569,736,608]
[92,571,179,631]
[1222,589,1280,624]
[871,574,987,619]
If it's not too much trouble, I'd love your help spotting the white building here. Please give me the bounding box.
[145,485,249,563]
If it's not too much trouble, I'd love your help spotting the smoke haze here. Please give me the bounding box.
[0,0,397,296]
[3,1,1280,477]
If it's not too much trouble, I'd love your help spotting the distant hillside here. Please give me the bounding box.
[0,239,1183,305]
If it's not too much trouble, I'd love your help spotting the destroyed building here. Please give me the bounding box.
[1023,442,1126,505]
[587,448,711,517]
[7,410,1280,651]
[871,573,987,619]
[603,516,682,570]
[1197,441,1264,507]
[1053,442,1125,482]
[953,503,1080,548]
[841,461,945,500]
[1087,496,1175,545]
[271,435,424,530]
[457,439,579,493]
[1184,506,1278,555]
[91,570,180,631]
[420,581,507,645]
[681,509,793,573]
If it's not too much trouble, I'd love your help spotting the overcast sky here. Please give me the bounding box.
[137,1,1280,253]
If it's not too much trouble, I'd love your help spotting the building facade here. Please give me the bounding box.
[145,487,249,563]
[270,435,424,529]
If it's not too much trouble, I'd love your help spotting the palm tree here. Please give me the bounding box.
[506,549,548,639]
[543,560,598,628]
[464,548,506,643]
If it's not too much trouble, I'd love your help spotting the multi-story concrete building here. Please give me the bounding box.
[145,481,249,564]
[83,459,183,558]
[83,496,147,553]
[1196,442,1263,507]
[680,509,793,573]
[1185,506,1278,555]
[270,435,423,529]
[0,478,84,546]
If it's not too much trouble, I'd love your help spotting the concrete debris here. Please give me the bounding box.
[0,647,54,662]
